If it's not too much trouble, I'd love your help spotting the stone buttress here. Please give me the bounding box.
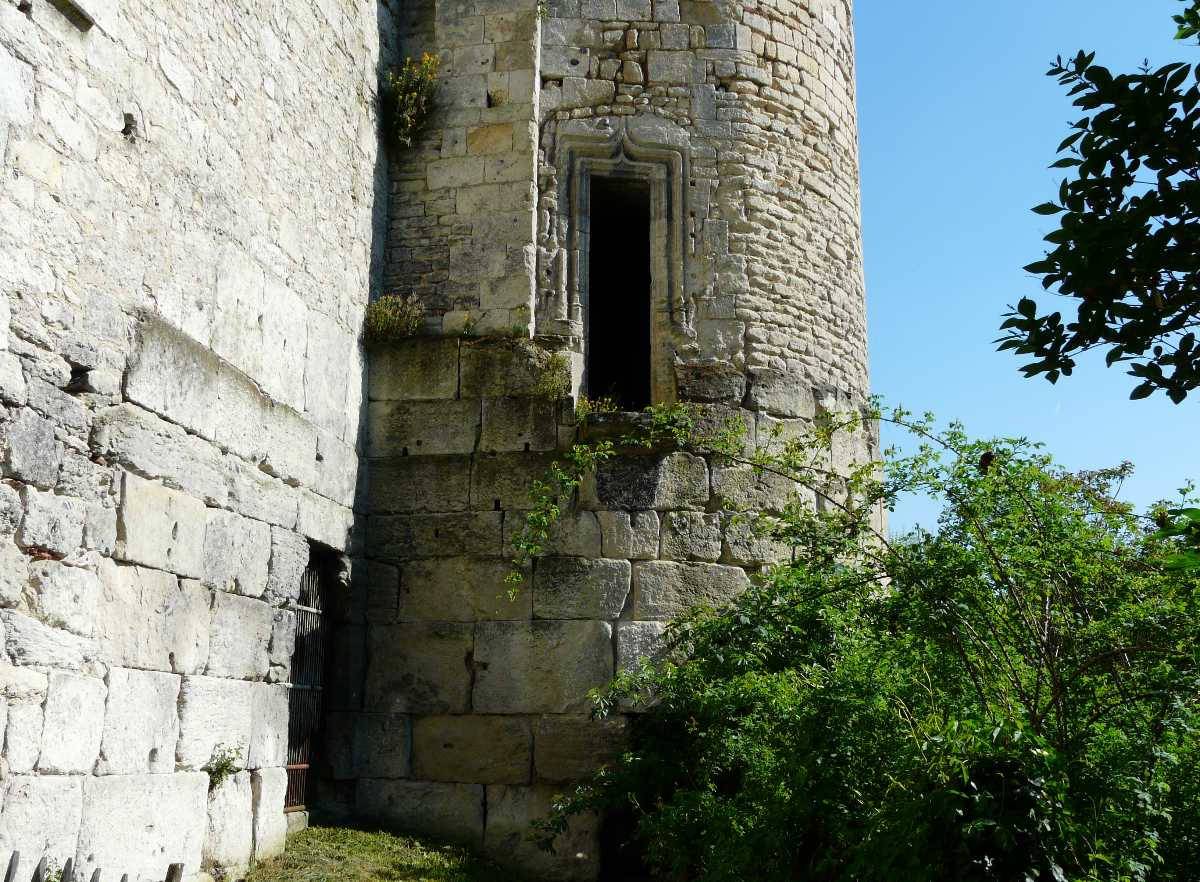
[347,0,875,879]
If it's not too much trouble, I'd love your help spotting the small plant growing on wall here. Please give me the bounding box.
[380,53,440,150]
[203,743,242,791]
[364,293,425,346]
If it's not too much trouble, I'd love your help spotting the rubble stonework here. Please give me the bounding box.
[0,0,388,876]
[355,0,873,878]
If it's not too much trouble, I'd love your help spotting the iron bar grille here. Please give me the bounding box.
[285,558,329,811]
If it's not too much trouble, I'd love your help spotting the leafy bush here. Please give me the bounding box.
[540,409,1200,882]
[381,53,440,150]
[364,293,424,346]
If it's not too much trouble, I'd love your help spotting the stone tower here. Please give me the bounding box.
[347,0,872,879]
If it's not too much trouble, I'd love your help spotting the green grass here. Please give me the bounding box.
[245,827,512,882]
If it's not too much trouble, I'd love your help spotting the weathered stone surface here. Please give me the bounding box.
[357,780,484,847]
[368,399,480,457]
[533,557,630,619]
[116,472,206,578]
[459,341,557,398]
[202,509,272,597]
[225,455,300,528]
[632,561,751,620]
[268,609,296,681]
[616,620,669,672]
[675,360,747,403]
[205,771,254,873]
[5,703,43,773]
[399,557,530,621]
[367,339,460,402]
[27,560,101,636]
[0,536,25,606]
[295,489,354,550]
[479,397,557,453]
[1,609,94,669]
[365,623,474,714]
[473,621,613,714]
[353,713,412,779]
[38,670,106,773]
[539,510,604,557]
[252,768,289,861]
[17,486,86,558]
[534,715,627,782]
[177,675,255,770]
[413,716,532,784]
[0,353,26,406]
[125,319,219,439]
[2,407,61,489]
[98,667,181,774]
[596,453,709,511]
[0,483,22,535]
[92,404,228,506]
[248,682,289,769]
[265,526,309,605]
[96,562,210,674]
[484,785,599,881]
[597,510,659,560]
[370,512,503,562]
[0,776,83,863]
[711,463,803,514]
[370,457,472,514]
[660,511,723,561]
[471,452,557,511]
[723,517,794,566]
[746,370,818,419]
[76,773,208,881]
[314,426,359,507]
[207,591,272,680]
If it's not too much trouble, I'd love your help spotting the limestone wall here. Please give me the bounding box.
[0,0,389,876]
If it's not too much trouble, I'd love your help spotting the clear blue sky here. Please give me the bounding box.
[856,0,1200,531]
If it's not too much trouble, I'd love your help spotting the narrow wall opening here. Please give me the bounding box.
[586,176,653,411]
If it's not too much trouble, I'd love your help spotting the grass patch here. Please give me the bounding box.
[245,827,512,882]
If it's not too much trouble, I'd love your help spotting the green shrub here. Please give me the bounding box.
[380,53,440,150]
[540,409,1200,882]
[364,293,424,346]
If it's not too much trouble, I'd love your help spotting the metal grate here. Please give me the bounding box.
[285,555,331,811]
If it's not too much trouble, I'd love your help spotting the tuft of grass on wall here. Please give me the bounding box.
[364,294,425,346]
[245,826,515,882]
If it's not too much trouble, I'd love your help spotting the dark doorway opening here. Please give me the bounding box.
[285,544,338,813]
[587,176,652,411]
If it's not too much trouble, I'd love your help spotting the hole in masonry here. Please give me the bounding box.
[17,0,31,16]
[523,442,531,452]
[493,499,501,511]
[122,112,138,141]
[171,523,179,540]
[149,748,159,764]
[401,447,409,456]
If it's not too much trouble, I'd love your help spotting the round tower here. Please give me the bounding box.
[356,1,872,878]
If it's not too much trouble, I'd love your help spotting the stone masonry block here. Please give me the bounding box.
[96,561,210,674]
[632,561,751,620]
[177,676,255,770]
[17,486,86,558]
[353,713,412,779]
[205,771,253,874]
[2,407,62,489]
[368,399,480,457]
[356,780,484,848]
[471,452,557,511]
[596,453,709,511]
[459,341,556,398]
[207,591,272,680]
[597,510,659,560]
[479,397,557,453]
[5,703,43,774]
[660,511,723,561]
[399,557,530,622]
[27,560,101,637]
[98,667,181,774]
[76,773,208,882]
[746,370,818,419]
[711,463,803,514]
[1,609,95,669]
[413,715,532,785]
[515,511,602,558]
[125,318,220,440]
[365,623,474,714]
[0,776,83,864]
[268,609,296,681]
[225,455,300,529]
[296,489,354,550]
[38,670,106,773]
[616,620,669,673]
[370,512,503,562]
[248,683,289,769]
[534,715,627,783]
[252,768,289,861]
[117,472,206,578]
[723,517,794,566]
[264,527,309,605]
[202,509,272,597]
[367,339,460,402]
[533,557,630,620]
[92,404,228,507]
[473,621,613,714]
[314,426,359,508]
[484,785,599,881]
[370,457,472,514]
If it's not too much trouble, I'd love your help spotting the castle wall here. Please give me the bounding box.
[357,1,872,878]
[0,0,390,876]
